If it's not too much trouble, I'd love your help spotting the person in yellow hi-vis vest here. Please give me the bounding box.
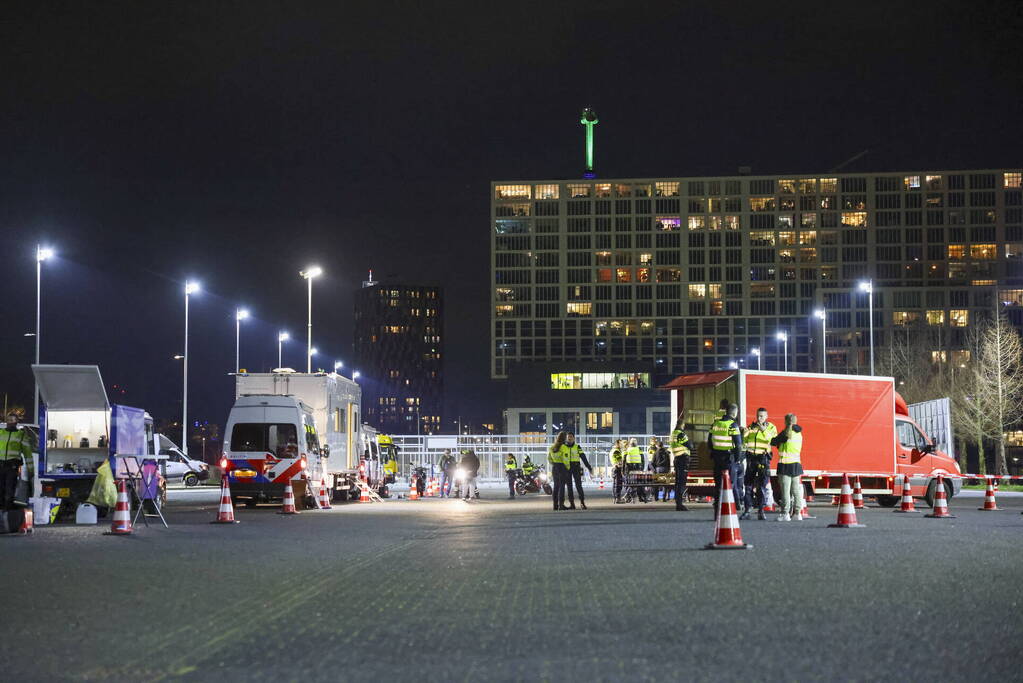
[548,432,571,511]
[742,407,778,521]
[771,413,804,521]
[1,411,35,529]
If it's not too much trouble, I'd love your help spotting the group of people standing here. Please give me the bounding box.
[606,421,692,511]
[546,432,593,510]
[708,400,804,521]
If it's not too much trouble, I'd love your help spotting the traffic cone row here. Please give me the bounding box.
[211,474,239,524]
[925,474,955,518]
[827,474,865,528]
[278,481,299,514]
[318,477,332,510]
[978,477,999,511]
[893,474,917,513]
[705,471,752,550]
[852,476,865,509]
[105,478,133,535]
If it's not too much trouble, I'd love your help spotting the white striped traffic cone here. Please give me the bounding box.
[17,508,34,534]
[318,476,332,510]
[210,474,239,524]
[104,478,133,535]
[409,477,419,500]
[359,483,370,503]
[852,475,865,509]
[828,473,865,528]
[925,474,955,518]
[893,474,917,513]
[705,471,752,550]
[278,481,299,515]
[978,477,999,511]
[763,483,776,512]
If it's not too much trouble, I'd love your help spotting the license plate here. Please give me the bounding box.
[57,487,71,498]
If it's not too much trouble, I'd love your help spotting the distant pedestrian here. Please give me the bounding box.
[504,452,518,499]
[438,449,456,497]
[459,449,480,502]
[548,432,570,511]
[609,439,625,503]
[771,413,804,521]
[565,432,593,509]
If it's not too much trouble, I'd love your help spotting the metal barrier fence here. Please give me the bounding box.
[388,434,660,481]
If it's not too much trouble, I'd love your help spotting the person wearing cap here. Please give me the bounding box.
[504,452,518,499]
[708,403,743,518]
[669,417,691,511]
[771,413,804,521]
[437,449,456,498]
[1,411,34,530]
[609,439,625,503]
[564,432,593,510]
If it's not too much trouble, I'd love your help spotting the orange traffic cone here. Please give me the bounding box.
[831,495,840,506]
[800,501,815,519]
[852,476,865,509]
[925,474,955,518]
[828,473,865,528]
[359,482,370,503]
[278,481,299,515]
[978,477,999,511]
[104,478,133,535]
[893,474,917,513]
[409,477,419,500]
[318,477,332,510]
[210,474,239,524]
[17,508,33,534]
[705,471,752,550]
[763,483,776,512]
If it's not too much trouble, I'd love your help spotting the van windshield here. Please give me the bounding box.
[231,423,299,458]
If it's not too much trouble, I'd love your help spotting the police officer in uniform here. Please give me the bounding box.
[548,432,570,511]
[565,432,593,510]
[624,437,647,502]
[505,453,518,499]
[609,439,625,503]
[741,407,777,520]
[708,403,743,517]
[1,411,34,531]
[669,417,691,511]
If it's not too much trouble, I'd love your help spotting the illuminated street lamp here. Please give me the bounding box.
[751,347,761,370]
[858,280,875,375]
[235,308,249,373]
[33,245,54,421]
[729,361,738,369]
[277,331,289,369]
[182,281,200,455]
[334,360,344,376]
[352,371,361,381]
[776,331,789,372]
[300,265,323,373]
[814,309,828,373]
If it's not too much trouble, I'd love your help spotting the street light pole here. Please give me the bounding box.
[776,332,788,372]
[815,309,827,373]
[859,280,875,375]
[183,281,199,455]
[34,245,53,421]
[235,308,249,373]
[278,331,289,369]
[751,347,761,370]
[300,266,323,373]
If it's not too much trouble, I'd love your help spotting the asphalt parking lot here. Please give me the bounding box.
[3,487,1021,682]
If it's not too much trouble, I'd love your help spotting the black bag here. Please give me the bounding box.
[13,479,30,507]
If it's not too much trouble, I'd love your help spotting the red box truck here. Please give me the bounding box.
[660,369,962,506]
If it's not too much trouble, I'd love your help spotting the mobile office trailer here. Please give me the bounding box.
[661,369,962,506]
[31,364,162,511]
[229,371,380,502]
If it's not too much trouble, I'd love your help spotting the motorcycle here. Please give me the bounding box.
[410,466,428,497]
[514,465,553,495]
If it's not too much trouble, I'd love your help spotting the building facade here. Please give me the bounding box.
[354,282,443,435]
[491,170,1023,434]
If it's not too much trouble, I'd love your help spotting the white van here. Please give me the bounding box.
[158,435,209,487]
[222,395,325,506]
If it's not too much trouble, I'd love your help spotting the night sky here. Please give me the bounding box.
[3,1,1021,434]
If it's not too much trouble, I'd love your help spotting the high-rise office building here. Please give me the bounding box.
[491,169,1023,435]
[354,280,443,435]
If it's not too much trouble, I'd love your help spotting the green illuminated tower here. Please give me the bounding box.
[581,108,598,178]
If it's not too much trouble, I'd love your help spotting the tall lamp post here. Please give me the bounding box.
[235,308,249,373]
[814,309,828,374]
[300,265,323,373]
[776,331,788,372]
[182,281,200,455]
[751,347,761,370]
[308,347,318,372]
[277,331,289,369]
[859,280,875,375]
[34,245,54,421]
[334,360,343,377]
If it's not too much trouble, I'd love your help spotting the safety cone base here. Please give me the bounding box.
[827,521,865,528]
[704,541,753,550]
[892,509,919,513]
[977,506,999,511]
[277,509,300,515]
[210,519,240,524]
[924,512,956,518]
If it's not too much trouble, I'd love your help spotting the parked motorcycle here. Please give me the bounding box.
[514,465,553,495]
[410,466,427,497]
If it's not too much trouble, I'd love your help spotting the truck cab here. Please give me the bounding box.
[893,395,961,505]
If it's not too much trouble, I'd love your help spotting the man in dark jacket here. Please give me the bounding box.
[438,449,456,498]
[651,440,671,501]
[459,449,481,501]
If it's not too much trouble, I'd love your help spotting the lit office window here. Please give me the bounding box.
[926,310,945,325]
[615,184,632,196]
[595,183,612,197]
[1004,172,1021,188]
[750,197,776,212]
[931,351,947,363]
[949,310,969,327]
[947,245,966,260]
[657,216,681,231]
[926,175,943,190]
[971,244,997,259]
[655,181,680,196]
[567,183,591,198]
[495,185,530,199]
[724,215,740,230]
[566,302,592,316]
[904,176,921,190]
[778,179,796,193]
[687,216,705,230]
[534,184,559,199]
[798,179,817,193]
[841,212,867,227]
[819,178,838,193]
[688,284,706,299]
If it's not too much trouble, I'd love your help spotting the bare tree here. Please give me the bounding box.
[950,325,990,474]
[976,313,1023,475]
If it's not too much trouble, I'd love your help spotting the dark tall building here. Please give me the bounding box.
[354,276,443,434]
